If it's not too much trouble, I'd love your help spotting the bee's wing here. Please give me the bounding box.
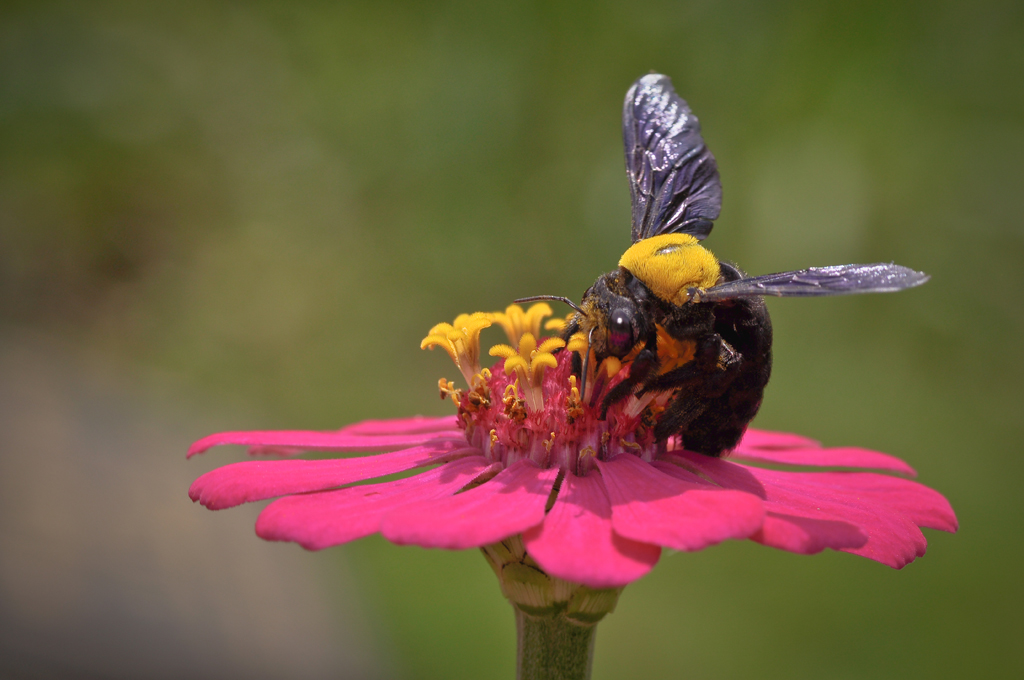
[624,73,722,243]
[694,263,929,302]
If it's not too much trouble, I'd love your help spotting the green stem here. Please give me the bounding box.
[515,606,598,680]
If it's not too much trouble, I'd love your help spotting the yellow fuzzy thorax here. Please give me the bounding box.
[618,234,721,305]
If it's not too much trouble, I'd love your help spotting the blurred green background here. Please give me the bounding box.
[1,1,1021,678]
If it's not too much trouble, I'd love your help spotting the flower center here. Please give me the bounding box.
[424,304,674,475]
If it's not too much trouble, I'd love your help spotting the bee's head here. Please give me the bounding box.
[577,275,643,358]
[605,300,639,357]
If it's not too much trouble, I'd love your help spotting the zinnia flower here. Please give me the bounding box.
[189,303,957,612]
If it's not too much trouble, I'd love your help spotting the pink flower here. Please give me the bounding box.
[188,305,957,590]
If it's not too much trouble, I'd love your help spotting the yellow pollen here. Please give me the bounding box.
[642,402,664,426]
[655,325,697,374]
[463,381,491,413]
[492,303,553,346]
[421,312,493,386]
[502,382,528,423]
[490,429,498,445]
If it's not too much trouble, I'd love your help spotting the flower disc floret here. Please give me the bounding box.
[488,333,565,413]
[544,313,575,335]
[493,303,553,346]
[421,312,493,386]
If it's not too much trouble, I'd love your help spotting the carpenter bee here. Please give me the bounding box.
[519,73,927,456]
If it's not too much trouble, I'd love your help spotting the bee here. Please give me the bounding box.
[519,74,928,456]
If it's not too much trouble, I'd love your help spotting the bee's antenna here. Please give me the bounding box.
[513,295,587,317]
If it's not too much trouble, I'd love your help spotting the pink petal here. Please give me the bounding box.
[764,469,958,533]
[523,471,661,589]
[737,429,820,450]
[380,460,559,549]
[659,455,879,557]
[729,446,917,476]
[255,456,497,550]
[755,472,927,566]
[187,428,464,458]
[189,441,477,510]
[336,415,460,436]
[654,458,861,554]
[666,451,956,568]
[658,452,765,496]
[597,455,764,551]
[650,459,861,554]
[757,512,870,555]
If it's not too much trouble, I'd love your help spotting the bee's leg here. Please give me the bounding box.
[649,337,744,442]
[640,334,740,394]
[599,339,659,419]
[652,393,710,442]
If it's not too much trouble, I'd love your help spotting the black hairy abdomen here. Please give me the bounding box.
[682,296,773,456]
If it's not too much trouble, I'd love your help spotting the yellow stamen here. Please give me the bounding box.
[600,356,622,378]
[493,303,552,346]
[438,378,462,407]
[530,352,558,385]
[421,312,493,386]
[518,332,537,358]
[544,313,576,334]
[565,375,584,423]
[566,332,588,355]
[543,432,556,453]
[472,368,492,388]
[537,337,566,354]
[489,332,561,412]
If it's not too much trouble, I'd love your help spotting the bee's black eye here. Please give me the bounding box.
[607,309,635,356]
